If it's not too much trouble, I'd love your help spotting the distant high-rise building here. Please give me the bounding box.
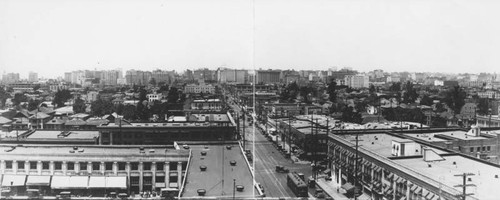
[344,74,369,88]
[217,68,247,83]
[256,69,281,84]
[152,69,174,85]
[28,72,38,82]
[2,73,20,83]
[193,68,216,82]
[101,70,120,86]
[125,70,152,85]
[64,72,71,83]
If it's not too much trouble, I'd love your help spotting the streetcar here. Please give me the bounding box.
[286,172,308,197]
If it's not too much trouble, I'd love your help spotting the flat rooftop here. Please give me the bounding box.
[405,131,490,142]
[182,144,254,198]
[0,145,189,162]
[339,133,447,157]
[26,130,99,139]
[394,155,500,200]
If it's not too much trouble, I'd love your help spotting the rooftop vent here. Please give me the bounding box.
[495,175,498,178]
[73,146,78,150]
[78,149,84,153]
[226,146,232,150]
[453,161,456,165]
[197,189,206,196]
[200,165,207,171]
[468,177,472,182]
[149,149,155,153]
[230,160,237,166]
[69,150,75,153]
[236,185,244,192]
[428,164,432,168]
[201,151,207,156]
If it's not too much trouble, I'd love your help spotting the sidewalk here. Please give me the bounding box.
[316,177,349,200]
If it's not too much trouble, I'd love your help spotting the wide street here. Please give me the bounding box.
[229,98,313,198]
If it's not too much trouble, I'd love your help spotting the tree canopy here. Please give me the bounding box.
[90,99,114,117]
[52,89,72,108]
[444,86,466,115]
[73,97,86,113]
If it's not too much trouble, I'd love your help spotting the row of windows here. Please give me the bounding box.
[2,161,186,171]
[469,146,492,153]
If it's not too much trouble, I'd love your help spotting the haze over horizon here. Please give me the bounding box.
[1,0,500,79]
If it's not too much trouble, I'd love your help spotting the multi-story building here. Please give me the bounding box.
[190,99,222,110]
[477,90,500,99]
[256,70,281,84]
[344,74,369,89]
[327,131,500,200]
[100,70,120,86]
[217,68,247,84]
[2,73,20,84]
[151,70,174,85]
[64,72,72,83]
[28,72,38,83]
[0,145,190,195]
[403,126,500,164]
[184,83,215,94]
[193,68,216,82]
[146,92,163,102]
[125,70,152,86]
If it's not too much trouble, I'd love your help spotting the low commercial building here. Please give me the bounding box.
[0,145,190,196]
[327,132,500,200]
[0,130,99,145]
[97,113,237,145]
[190,99,223,111]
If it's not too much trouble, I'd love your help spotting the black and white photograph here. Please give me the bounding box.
[1,0,499,199]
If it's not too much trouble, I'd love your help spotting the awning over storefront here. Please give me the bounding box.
[51,176,88,189]
[88,177,106,188]
[106,177,127,189]
[26,176,51,186]
[1,175,26,186]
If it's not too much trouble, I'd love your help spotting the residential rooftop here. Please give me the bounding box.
[24,130,99,139]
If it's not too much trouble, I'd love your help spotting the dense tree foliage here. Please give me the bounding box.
[52,89,72,108]
[444,86,466,115]
[28,99,41,111]
[73,97,86,113]
[402,81,418,103]
[12,93,28,106]
[341,106,362,124]
[0,87,11,108]
[90,99,114,117]
[122,105,137,120]
[420,95,433,106]
[167,87,180,103]
[327,80,337,102]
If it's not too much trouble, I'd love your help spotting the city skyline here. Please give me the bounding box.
[2,0,500,78]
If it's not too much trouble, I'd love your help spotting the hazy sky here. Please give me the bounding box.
[1,0,500,79]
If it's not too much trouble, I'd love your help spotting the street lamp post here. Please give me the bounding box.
[488,108,492,128]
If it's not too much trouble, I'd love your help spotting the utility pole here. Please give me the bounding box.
[454,173,475,200]
[232,179,236,200]
[288,113,292,158]
[242,113,246,150]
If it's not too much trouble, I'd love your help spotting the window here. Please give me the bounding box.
[67,162,75,170]
[5,161,12,169]
[17,161,25,170]
[54,162,62,170]
[487,146,491,151]
[105,162,113,171]
[30,161,37,170]
[118,162,126,171]
[143,162,154,171]
[156,163,164,171]
[80,162,87,170]
[42,162,49,170]
[170,162,177,170]
[92,162,100,171]
[477,147,481,152]
[470,147,474,152]
[131,162,139,171]
[156,176,165,183]
[482,146,486,151]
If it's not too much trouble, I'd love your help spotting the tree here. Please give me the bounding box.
[136,100,150,120]
[149,78,157,86]
[28,99,41,111]
[0,87,11,108]
[444,86,466,115]
[420,95,433,106]
[402,81,418,103]
[52,89,72,108]
[327,80,337,102]
[122,105,137,120]
[115,104,125,115]
[477,98,489,115]
[299,86,314,103]
[33,85,41,92]
[12,93,28,106]
[341,106,362,124]
[369,84,376,94]
[73,97,86,113]
[167,87,180,103]
[90,99,114,117]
